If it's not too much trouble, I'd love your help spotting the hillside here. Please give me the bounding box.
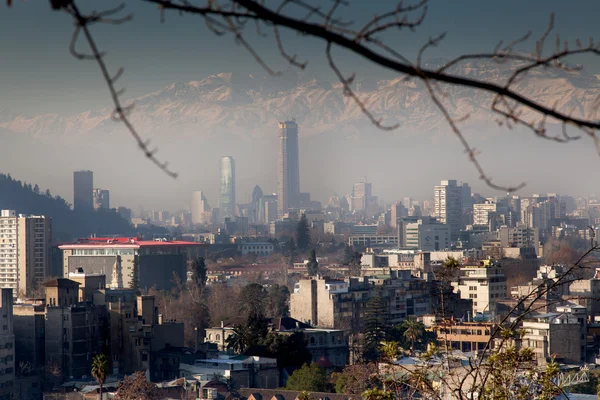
[0,173,133,241]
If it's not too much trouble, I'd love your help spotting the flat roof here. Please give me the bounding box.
[58,237,207,249]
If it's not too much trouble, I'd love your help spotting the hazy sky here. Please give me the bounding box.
[1,0,599,211]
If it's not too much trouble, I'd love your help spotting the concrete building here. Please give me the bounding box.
[473,200,508,227]
[290,277,371,332]
[73,170,94,212]
[452,260,507,314]
[434,180,462,240]
[92,188,110,210]
[13,299,45,375]
[398,216,450,251]
[58,237,207,291]
[0,289,14,400]
[277,120,300,216]
[431,321,496,352]
[238,242,274,257]
[44,279,103,380]
[390,202,408,228]
[0,210,52,297]
[521,312,581,366]
[352,182,372,213]
[191,191,211,225]
[219,156,236,223]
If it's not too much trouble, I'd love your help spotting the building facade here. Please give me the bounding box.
[92,188,110,210]
[73,170,94,212]
[398,216,450,251]
[0,289,14,400]
[219,157,236,223]
[277,120,300,216]
[191,191,211,225]
[434,180,462,240]
[452,260,507,314]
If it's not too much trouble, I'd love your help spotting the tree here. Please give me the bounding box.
[91,353,110,400]
[262,331,312,368]
[191,256,207,288]
[363,293,388,361]
[130,255,140,295]
[115,371,162,400]
[348,250,363,277]
[238,283,267,320]
[307,249,319,276]
[296,214,311,251]
[285,363,331,392]
[401,317,424,356]
[330,363,379,395]
[225,324,253,353]
[265,284,290,318]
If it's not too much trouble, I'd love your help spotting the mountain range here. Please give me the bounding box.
[1,59,599,140]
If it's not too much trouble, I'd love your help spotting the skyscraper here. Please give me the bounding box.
[93,188,110,210]
[73,170,93,211]
[433,180,462,240]
[277,120,300,216]
[191,191,210,225]
[219,156,236,222]
[352,181,372,212]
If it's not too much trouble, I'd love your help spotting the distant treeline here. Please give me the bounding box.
[0,173,133,241]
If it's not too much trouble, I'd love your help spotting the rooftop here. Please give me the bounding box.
[58,237,207,249]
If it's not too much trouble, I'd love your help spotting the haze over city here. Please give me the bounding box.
[2,1,600,399]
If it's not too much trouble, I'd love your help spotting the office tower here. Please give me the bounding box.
[433,180,462,240]
[93,188,110,210]
[73,170,94,211]
[0,210,52,297]
[219,156,236,222]
[277,120,300,216]
[390,202,408,228]
[251,185,263,223]
[352,181,372,212]
[191,191,210,225]
[403,197,412,208]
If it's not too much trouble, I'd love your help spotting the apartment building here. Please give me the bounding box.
[0,210,52,297]
[0,289,14,400]
[521,312,581,366]
[452,260,507,314]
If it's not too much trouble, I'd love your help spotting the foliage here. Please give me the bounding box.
[401,317,425,355]
[285,363,331,392]
[238,283,267,320]
[0,173,132,241]
[91,354,110,398]
[307,249,319,276]
[130,255,140,295]
[330,363,379,394]
[296,214,312,251]
[363,293,388,360]
[265,284,290,318]
[348,250,363,277]
[262,331,312,368]
[115,371,162,400]
[191,256,207,287]
[362,389,393,400]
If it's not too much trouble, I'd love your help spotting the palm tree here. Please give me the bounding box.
[225,325,251,353]
[91,353,109,400]
[402,317,424,356]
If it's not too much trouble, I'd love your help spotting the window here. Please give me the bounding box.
[216,334,221,341]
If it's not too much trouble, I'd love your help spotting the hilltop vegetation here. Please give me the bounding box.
[0,173,132,241]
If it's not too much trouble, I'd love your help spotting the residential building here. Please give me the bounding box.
[521,312,581,366]
[0,210,52,297]
[277,120,300,216]
[0,289,14,400]
[498,225,539,254]
[43,279,104,380]
[92,188,110,210]
[73,170,93,212]
[59,237,207,291]
[13,299,45,373]
[219,156,236,223]
[431,321,496,352]
[473,200,508,227]
[434,180,462,240]
[398,216,450,251]
[191,191,211,225]
[452,260,507,314]
[290,277,371,331]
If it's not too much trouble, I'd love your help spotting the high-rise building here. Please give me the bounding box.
[352,181,372,212]
[0,289,15,398]
[191,191,211,225]
[433,180,462,240]
[219,156,236,222]
[390,202,408,227]
[93,188,110,210]
[277,120,300,216]
[0,210,52,297]
[73,170,94,211]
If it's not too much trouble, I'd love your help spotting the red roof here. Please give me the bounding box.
[58,237,207,249]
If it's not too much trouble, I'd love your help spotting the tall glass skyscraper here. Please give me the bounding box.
[277,120,300,216]
[219,156,236,222]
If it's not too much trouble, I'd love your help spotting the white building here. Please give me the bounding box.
[433,180,462,240]
[399,217,450,251]
[238,242,274,256]
[473,200,508,227]
[452,260,506,314]
[0,210,52,297]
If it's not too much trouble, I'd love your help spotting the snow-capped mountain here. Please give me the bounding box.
[1,60,599,139]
